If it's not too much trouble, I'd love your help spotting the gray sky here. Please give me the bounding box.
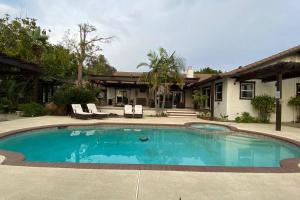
[1,0,300,72]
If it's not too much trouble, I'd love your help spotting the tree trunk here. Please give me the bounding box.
[155,91,160,116]
[77,62,83,87]
[161,89,166,116]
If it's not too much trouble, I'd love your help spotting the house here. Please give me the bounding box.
[192,45,300,127]
[89,70,212,109]
[89,45,300,130]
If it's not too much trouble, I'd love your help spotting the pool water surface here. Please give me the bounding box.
[0,126,299,167]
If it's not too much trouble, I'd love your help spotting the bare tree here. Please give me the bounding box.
[64,23,112,87]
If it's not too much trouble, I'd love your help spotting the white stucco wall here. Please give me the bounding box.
[223,77,300,122]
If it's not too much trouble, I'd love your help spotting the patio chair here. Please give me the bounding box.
[134,105,143,118]
[87,103,108,119]
[124,105,134,118]
[71,104,93,120]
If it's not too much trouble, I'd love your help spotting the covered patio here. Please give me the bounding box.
[230,62,300,131]
[0,53,42,102]
[89,72,202,109]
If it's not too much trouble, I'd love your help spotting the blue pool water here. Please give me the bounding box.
[0,126,300,167]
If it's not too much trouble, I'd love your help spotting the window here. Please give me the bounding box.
[240,82,255,99]
[297,83,300,96]
[215,83,222,101]
[202,87,210,108]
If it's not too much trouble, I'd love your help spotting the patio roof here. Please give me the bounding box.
[89,71,212,87]
[192,45,300,87]
[0,53,43,75]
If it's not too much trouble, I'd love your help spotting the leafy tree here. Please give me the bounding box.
[195,67,222,74]
[137,47,185,116]
[41,45,77,80]
[0,14,49,64]
[87,54,116,75]
[192,90,208,109]
[63,23,112,86]
[251,95,275,123]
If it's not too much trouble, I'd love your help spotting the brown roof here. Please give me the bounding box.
[222,44,300,77]
[111,71,142,77]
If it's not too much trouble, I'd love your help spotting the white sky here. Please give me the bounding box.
[1,0,300,72]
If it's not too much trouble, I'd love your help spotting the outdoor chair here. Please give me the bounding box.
[134,105,143,118]
[87,103,108,119]
[124,105,134,118]
[71,104,93,120]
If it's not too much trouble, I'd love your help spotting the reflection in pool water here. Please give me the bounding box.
[0,126,299,167]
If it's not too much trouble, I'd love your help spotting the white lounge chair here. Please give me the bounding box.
[87,103,108,119]
[124,105,134,118]
[71,104,93,119]
[134,105,143,118]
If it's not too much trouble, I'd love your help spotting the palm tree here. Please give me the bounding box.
[158,48,185,114]
[137,50,162,115]
[137,48,185,116]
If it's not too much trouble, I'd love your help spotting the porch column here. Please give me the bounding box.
[276,72,282,131]
[210,81,215,120]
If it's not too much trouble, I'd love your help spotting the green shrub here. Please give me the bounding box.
[0,97,17,113]
[52,85,99,114]
[192,90,208,109]
[251,95,275,123]
[19,103,45,117]
[53,85,98,106]
[288,96,300,122]
[235,112,257,123]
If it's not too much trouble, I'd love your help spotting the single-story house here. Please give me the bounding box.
[89,45,300,130]
[192,45,300,127]
[89,70,212,109]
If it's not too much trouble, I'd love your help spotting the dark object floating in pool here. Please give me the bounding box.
[139,136,149,142]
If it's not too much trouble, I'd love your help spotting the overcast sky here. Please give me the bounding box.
[1,0,300,72]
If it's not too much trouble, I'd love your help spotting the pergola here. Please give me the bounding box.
[0,53,42,101]
[230,61,300,131]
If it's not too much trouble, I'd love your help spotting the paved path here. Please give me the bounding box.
[0,165,299,200]
[0,116,300,200]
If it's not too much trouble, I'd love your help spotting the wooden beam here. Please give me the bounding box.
[210,81,215,120]
[276,72,282,131]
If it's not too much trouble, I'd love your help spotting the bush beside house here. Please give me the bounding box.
[251,95,275,123]
[288,96,300,122]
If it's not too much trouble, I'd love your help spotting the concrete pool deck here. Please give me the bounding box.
[0,116,300,200]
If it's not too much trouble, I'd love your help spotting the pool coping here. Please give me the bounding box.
[0,122,300,173]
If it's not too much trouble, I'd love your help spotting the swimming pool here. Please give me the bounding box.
[1,124,300,168]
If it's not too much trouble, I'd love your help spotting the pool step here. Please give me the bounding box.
[167,109,198,117]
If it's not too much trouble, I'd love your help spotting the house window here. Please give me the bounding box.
[215,83,222,101]
[240,82,255,99]
[202,87,210,108]
[297,83,300,96]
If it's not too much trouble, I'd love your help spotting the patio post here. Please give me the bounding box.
[275,72,282,131]
[210,81,215,120]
